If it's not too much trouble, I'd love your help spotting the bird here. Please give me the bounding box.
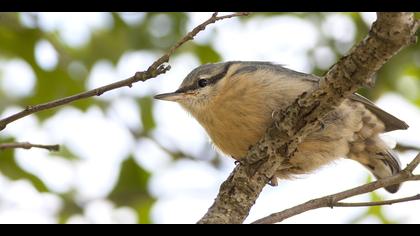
[154,61,409,193]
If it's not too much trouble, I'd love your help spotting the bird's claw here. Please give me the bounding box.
[268,176,278,187]
[233,156,243,165]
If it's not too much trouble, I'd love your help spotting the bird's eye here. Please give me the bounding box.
[198,79,208,88]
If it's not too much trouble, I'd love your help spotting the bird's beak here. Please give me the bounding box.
[153,92,185,102]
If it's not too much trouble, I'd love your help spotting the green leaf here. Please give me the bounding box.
[135,197,155,224]
[109,157,150,200]
[58,192,84,224]
[193,43,222,64]
[109,157,155,224]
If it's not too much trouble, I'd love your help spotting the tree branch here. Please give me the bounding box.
[405,152,420,172]
[198,12,419,224]
[252,153,420,224]
[0,142,60,151]
[333,194,420,207]
[395,143,420,153]
[0,12,249,132]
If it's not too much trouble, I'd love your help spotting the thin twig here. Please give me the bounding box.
[333,194,420,207]
[412,175,420,181]
[0,12,249,132]
[147,12,250,73]
[0,142,60,151]
[252,153,420,224]
[405,152,420,173]
[395,143,420,153]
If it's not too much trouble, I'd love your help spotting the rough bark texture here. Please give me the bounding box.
[198,13,418,224]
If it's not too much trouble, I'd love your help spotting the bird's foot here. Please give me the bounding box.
[233,156,243,166]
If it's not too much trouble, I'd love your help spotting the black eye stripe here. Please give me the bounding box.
[176,62,233,93]
[206,62,232,86]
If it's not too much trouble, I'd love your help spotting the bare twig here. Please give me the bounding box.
[252,153,420,224]
[0,142,60,151]
[395,143,420,152]
[334,194,420,207]
[0,12,249,132]
[147,12,250,73]
[198,12,418,224]
[405,152,420,172]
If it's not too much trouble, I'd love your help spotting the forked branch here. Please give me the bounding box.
[253,153,420,224]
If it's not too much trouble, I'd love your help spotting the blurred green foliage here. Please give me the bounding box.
[0,12,192,223]
[109,157,153,224]
[0,12,419,224]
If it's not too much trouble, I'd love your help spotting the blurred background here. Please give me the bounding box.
[0,12,419,224]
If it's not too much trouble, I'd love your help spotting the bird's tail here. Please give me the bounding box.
[348,136,401,193]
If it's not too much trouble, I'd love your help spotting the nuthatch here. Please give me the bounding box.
[154,61,408,193]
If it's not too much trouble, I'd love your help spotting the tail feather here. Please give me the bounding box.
[368,149,401,193]
[349,138,402,193]
[347,100,404,194]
